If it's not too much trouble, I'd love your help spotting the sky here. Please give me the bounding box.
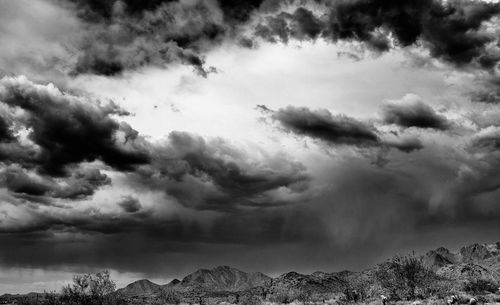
[1,0,500,294]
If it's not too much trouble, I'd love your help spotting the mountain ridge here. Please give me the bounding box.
[115,241,500,298]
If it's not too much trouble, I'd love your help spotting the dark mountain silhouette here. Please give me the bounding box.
[418,242,500,285]
[460,243,500,263]
[165,266,271,292]
[102,242,500,301]
[422,246,458,270]
[116,279,162,296]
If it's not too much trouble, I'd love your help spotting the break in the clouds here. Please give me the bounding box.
[2,0,500,294]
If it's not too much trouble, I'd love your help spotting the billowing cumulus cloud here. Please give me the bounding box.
[69,0,225,77]
[133,131,310,211]
[2,0,500,82]
[254,7,324,43]
[0,76,149,176]
[326,0,500,65]
[244,0,500,71]
[270,106,379,146]
[0,165,110,201]
[62,0,274,77]
[263,105,425,154]
[381,94,449,130]
[118,195,142,213]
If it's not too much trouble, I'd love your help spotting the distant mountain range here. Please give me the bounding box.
[114,241,500,300]
[423,242,500,286]
[116,266,272,297]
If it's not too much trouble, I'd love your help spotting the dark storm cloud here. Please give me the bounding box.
[326,0,500,66]
[0,76,148,202]
[65,0,227,76]
[1,167,52,197]
[0,166,111,200]
[263,105,426,154]
[271,106,379,146]
[217,0,265,23]
[118,195,142,213]
[254,7,324,43]
[327,0,431,50]
[4,0,493,80]
[68,0,175,19]
[381,97,449,130]
[134,131,310,211]
[249,0,500,69]
[290,7,324,40]
[2,0,500,80]
[0,76,149,176]
[69,0,265,23]
[53,168,112,199]
[0,116,14,142]
[63,0,273,77]
[421,0,500,68]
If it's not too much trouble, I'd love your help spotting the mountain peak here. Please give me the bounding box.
[116,279,161,297]
[460,243,498,262]
[171,265,271,292]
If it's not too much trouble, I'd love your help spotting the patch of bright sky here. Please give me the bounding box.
[71,40,461,145]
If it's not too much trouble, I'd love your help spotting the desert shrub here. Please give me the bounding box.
[343,288,361,302]
[43,292,62,305]
[423,279,455,299]
[238,295,263,305]
[153,288,181,305]
[375,253,437,301]
[463,278,498,294]
[341,274,370,301]
[268,290,293,304]
[60,270,126,305]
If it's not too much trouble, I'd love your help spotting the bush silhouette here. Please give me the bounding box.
[59,270,125,305]
[376,253,437,300]
[463,278,498,294]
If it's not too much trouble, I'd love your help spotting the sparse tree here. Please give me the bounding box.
[376,253,436,300]
[60,270,124,305]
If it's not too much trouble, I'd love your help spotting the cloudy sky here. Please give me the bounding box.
[1,0,500,294]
